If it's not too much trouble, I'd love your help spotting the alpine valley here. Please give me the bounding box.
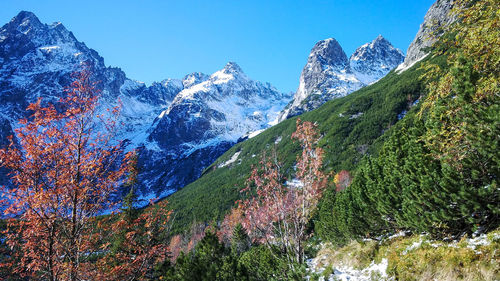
[1,0,499,279]
[0,11,403,204]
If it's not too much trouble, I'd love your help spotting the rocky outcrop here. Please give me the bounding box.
[397,0,456,71]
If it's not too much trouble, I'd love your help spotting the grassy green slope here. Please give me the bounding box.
[166,56,441,234]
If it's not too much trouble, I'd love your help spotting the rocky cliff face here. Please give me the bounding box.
[279,36,404,121]
[397,0,456,71]
[0,11,291,204]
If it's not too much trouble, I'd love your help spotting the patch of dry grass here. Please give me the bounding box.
[312,229,500,281]
[314,240,379,270]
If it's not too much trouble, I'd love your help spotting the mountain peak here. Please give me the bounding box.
[9,11,42,28]
[309,37,348,68]
[1,11,45,39]
[13,10,39,21]
[349,36,404,84]
[370,35,396,49]
[311,38,343,56]
[313,38,341,50]
[182,72,209,88]
[222,62,243,74]
[351,36,403,60]
[399,0,456,71]
[374,34,386,42]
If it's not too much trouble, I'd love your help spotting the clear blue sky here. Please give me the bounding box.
[1,0,434,93]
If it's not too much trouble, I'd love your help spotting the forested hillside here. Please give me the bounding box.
[165,52,437,234]
[0,0,497,280]
[160,0,499,279]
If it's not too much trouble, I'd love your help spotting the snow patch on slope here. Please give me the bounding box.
[307,257,391,281]
[396,53,428,74]
[218,151,241,168]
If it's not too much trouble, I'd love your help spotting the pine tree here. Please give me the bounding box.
[231,223,251,255]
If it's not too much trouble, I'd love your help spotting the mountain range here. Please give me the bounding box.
[0,11,404,203]
[279,35,404,120]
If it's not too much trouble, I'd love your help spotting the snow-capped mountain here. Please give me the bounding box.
[0,11,291,203]
[0,11,180,149]
[350,35,405,84]
[136,62,291,199]
[279,36,404,121]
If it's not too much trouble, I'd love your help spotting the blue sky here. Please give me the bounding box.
[1,0,434,93]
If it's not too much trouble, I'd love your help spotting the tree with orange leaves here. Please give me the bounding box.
[93,151,173,280]
[217,205,244,247]
[240,119,328,270]
[96,199,172,281]
[0,65,133,280]
[334,170,352,192]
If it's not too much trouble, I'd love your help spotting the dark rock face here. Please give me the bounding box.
[0,12,291,204]
[398,0,456,70]
[279,36,404,121]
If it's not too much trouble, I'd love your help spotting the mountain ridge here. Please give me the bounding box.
[279,35,404,121]
[0,10,409,205]
[0,11,291,204]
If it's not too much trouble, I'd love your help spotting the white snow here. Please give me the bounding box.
[170,80,212,103]
[351,70,380,85]
[403,239,423,254]
[162,78,183,90]
[307,257,390,281]
[286,178,304,189]
[330,259,390,281]
[396,54,428,74]
[39,45,61,52]
[162,63,290,152]
[218,151,241,168]
[120,79,145,92]
[350,112,363,119]
[211,70,238,84]
[0,19,290,205]
[116,92,168,149]
[387,231,408,240]
[280,36,404,122]
[144,140,162,152]
[307,231,499,281]
[466,233,495,250]
[247,129,265,139]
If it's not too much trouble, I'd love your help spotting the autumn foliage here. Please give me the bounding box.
[96,200,172,280]
[237,119,328,267]
[217,205,244,246]
[0,66,171,280]
[334,170,352,192]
